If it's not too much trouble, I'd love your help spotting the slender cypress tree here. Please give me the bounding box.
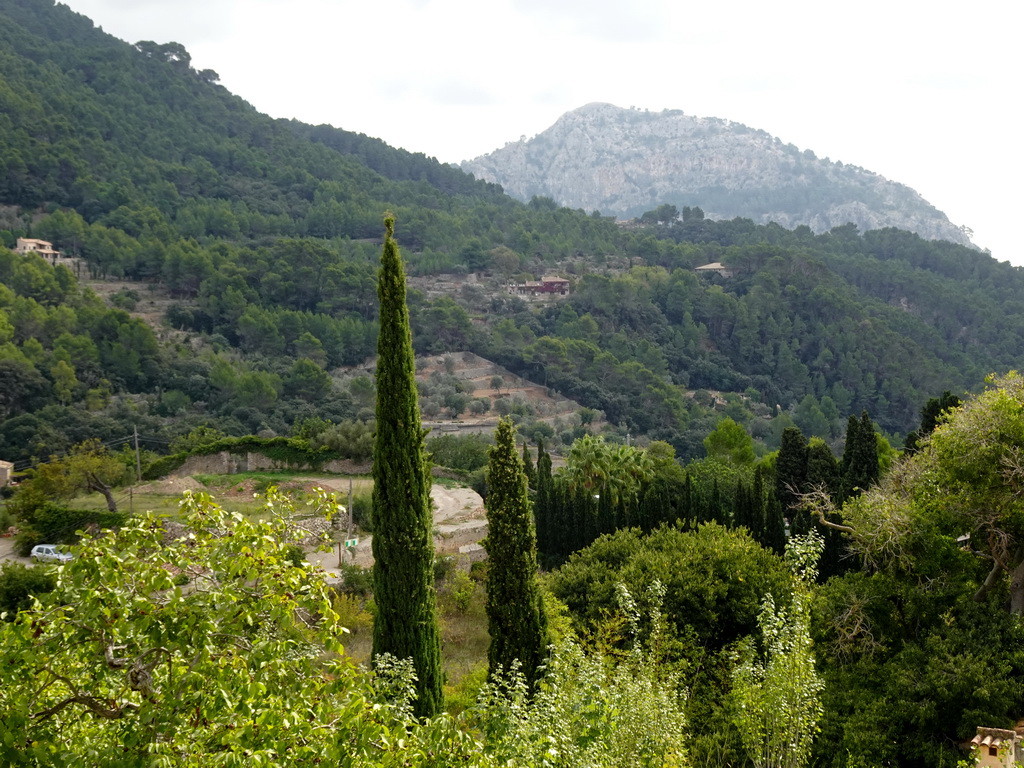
[483,418,549,686]
[806,438,840,500]
[807,438,848,579]
[841,411,879,501]
[681,474,695,529]
[522,442,536,489]
[752,464,768,543]
[371,216,443,718]
[733,479,753,531]
[763,494,788,555]
[534,439,553,559]
[776,426,809,534]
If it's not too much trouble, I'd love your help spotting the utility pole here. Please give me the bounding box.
[133,426,142,483]
[348,479,354,560]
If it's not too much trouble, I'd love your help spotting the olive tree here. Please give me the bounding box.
[813,372,1024,614]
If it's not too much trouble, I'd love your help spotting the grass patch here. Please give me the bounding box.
[438,569,490,694]
[335,560,493,714]
[71,492,267,517]
[70,473,376,520]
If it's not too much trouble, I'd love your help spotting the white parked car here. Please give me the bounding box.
[30,544,73,563]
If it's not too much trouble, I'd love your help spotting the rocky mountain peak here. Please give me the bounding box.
[462,103,972,247]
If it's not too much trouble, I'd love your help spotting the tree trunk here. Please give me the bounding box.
[1010,558,1024,616]
[973,560,1003,604]
[87,474,118,513]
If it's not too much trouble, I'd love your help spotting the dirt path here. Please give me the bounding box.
[0,536,25,565]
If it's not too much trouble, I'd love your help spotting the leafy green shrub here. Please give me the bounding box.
[310,420,374,462]
[335,562,373,596]
[332,592,373,635]
[350,491,373,532]
[427,433,492,472]
[469,560,488,582]
[14,529,40,558]
[445,662,488,716]
[467,467,487,500]
[433,555,456,583]
[521,420,555,443]
[477,583,686,767]
[440,569,476,614]
[0,562,56,619]
[549,523,790,652]
[283,544,306,568]
[15,504,128,555]
[109,288,139,310]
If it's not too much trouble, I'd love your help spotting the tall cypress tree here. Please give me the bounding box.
[776,426,809,534]
[904,391,962,453]
[483,418,549,687]
[841,411,879,501]
[807,438,848,579]
[681,473,695,529]
[763,493,788,556]
[752,464,768,543]
[522,442,536,489]
[733,479,753,532]
[534,439,553,560]
[371,216,443,718]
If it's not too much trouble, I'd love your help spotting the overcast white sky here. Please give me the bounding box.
[63,0,1021,264]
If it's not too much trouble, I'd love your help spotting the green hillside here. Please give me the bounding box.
[5,4,1024,765]
[2,0,1023,464]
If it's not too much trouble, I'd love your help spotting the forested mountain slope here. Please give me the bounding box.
[462,102,973,246]
[1,0,1023,464]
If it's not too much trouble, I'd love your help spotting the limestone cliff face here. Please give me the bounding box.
[461,103,971,246]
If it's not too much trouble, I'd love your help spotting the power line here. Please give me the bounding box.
[8,432,176,473]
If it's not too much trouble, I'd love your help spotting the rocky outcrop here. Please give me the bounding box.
[461,102,972,246]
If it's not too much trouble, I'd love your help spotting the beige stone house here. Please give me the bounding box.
[972,727,1023,767]
[15,238,61,259]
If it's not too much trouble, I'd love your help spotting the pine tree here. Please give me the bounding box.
[483,418,549,687]
[370,216,443,718]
